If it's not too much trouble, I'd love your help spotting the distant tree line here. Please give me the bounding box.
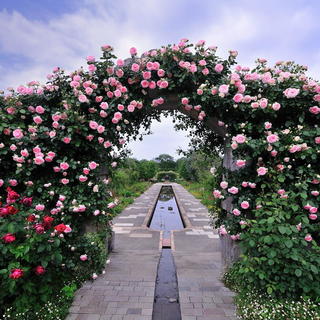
[114,151,221,183]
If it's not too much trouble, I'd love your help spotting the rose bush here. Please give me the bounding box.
[0,38,319,314]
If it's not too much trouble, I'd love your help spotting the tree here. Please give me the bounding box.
[154,154,176,171]
[137,160,158,180]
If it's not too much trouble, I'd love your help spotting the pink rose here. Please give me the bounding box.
[100,102,108,110]
[233,93,243,103]
[228,186,239,194]
[80,254,88,261]
[33,116,43,125]
[116,59,124,66]
[267,134,279,144]
[35,204,45,211]
[213,190,223,199]
[130,47,137,56]
[309,207,318,214]
[35,105,45,114]
[63,137,71,144]
[202,68,209,75]
[104,141,112,148]
[277,189,286,195]
[272,102,281,111]
[309,214,317,220]
[315,137,320,144]
[309,106,320,115]
[311,191,319,196]
[259,98,268,108]
[34,157,44,165]
[257,167,268,176]
[233,134,246,144]
[219,226,227,235]
[219,84,229,94]
[86,56,95,62]
[214,64,224,73]
[13,129,24,139]
[61,178,69,185]
[289,145,301,153]
[232,209,241,216]
[264,122,272,129]
[79,175,88,182]
[131,63,140,72]
[305,234,312,242]
[60,162,69,170]
[240,201,250,209]
[89,121,98,130]
[9,179,18,186]
[89,161,98,170]
[159,80,168,88]
[283,88,299,98]
[236,160,246,168]
[220,181,228,189]
[242,181,248,187]
[157,69,165,77]
[83,168,90,175]
[88,64,97,72]
[78,95,88,103]
[181,97,189,105]
[97,125,105,133]
[114,112,122,120]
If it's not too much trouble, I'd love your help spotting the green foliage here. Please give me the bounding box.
[137,160,158,180]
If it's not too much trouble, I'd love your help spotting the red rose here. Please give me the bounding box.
[6,187,20,201]
[43,216,54,230]
[9,268,24,279]
[27,214,36,222]
[43,216,54,224]
[34,223,45,234]
[0,207,9,217]
[7,206,18,215]
[54,223,67,233]
[2,233,16,243]
[34,265,46,275]
[21,197,33,206]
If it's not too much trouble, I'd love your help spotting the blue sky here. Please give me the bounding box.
[1,0,320,159]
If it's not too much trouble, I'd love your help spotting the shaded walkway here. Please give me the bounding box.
[67,183,237,320]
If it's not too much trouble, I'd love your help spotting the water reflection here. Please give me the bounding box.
[148,186,184,239]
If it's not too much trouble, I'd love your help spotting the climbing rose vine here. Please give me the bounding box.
[0,39,319,313]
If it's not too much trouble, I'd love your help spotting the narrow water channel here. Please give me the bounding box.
[149,186,183,320]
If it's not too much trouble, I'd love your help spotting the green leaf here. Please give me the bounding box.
[295,269,302,277]
[284,240,293,248]
[7,222,16,234]
[311,265,318,274]
[267,217,275,224]
[267,286,273,294]
[278,226,287,234]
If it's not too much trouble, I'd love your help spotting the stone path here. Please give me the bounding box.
[66,183,237,320]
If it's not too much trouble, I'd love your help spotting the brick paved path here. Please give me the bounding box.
[66,183,237,320]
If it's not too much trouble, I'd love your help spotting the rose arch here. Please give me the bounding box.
[0,39,319,313]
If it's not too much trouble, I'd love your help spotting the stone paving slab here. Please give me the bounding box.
[172,184,237,320]
[66,183,237,320]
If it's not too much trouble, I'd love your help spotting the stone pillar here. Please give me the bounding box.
[220,142,241,271]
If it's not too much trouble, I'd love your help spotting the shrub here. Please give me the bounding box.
[156,171,178,181]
